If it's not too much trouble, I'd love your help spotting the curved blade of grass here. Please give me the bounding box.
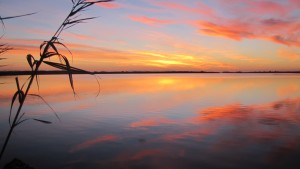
[9,78,25,127]
[1,13,36,20]
[17,112,26,124]
[9,91,19,127]
[21,75,33,90]
[14,112,28,127]
[43,61,90,73]
[33,119,52,124]
[28,94,60,121]
[40,41,47,57]
[43,60,91,94]
[26,54,35,70]
[14,118,29,127]
[53,41,73,61]
[15,78,25,106]
[43,52,60,59]
[64,17,97,25]
[45,58,74,92]
[93,75,101,97]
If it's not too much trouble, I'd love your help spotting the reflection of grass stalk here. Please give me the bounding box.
[0,0,112,161]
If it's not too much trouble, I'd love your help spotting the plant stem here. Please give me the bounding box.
[0,0,111,162]
[0,10,61,161]
[0,61,42,161]
[0,2,81,161]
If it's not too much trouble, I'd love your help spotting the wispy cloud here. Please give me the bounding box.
[278,48,300,60]
[128,15,173,25]
[144,0,300,47]
[96,1,121,8]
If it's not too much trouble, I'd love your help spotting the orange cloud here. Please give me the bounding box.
[70,134,119,152]
[128,15,173,25]
[226,55,263,63]
[3,38,236,71]
[278,48,300,60]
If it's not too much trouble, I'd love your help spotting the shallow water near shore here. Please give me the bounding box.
[1,73,300,169]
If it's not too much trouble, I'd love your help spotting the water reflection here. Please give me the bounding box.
[1,74,300,169]
[70,135,119,153]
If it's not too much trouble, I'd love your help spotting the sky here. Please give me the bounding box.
[1,0,300,71]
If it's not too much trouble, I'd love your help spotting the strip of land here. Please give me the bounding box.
[1,70,300,76]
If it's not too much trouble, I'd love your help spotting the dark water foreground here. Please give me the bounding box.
[1,74,300,169]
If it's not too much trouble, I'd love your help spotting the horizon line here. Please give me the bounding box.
[1,70,300,76]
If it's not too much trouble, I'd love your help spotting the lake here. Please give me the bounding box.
[1,73,300,169]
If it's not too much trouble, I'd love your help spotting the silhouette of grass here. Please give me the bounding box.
[0,0,112,161]
[1,12,35,67]
[0,43,12,67]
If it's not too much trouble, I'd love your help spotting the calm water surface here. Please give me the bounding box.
[1,74,300,169]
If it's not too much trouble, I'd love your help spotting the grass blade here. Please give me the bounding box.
[33,119,52,124]
[28,94,60,121]
[9,92,19,127]
[26,54,35,70]
[1,13,36,20]
[14,119,29,127]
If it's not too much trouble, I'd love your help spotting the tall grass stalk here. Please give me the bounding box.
[0,0,112,161]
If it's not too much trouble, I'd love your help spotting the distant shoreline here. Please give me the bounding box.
[1,70,300,76]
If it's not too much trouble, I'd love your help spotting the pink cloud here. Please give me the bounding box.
[289,0,300,7]
[155,0,294,47]
[196,18,300,47]
[128,15,173,25]
[247,1,289,16]
[218,0,290,16]
[96,2,121,8]
[197,21,254,40]
[148,0,218,19]
[123,0,300,47]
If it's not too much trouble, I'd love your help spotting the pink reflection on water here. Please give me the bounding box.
[277,84,299,97]
[162,127,215,142]
[130,118,175,128]
[128,149,164,161]
[70,134,119,152]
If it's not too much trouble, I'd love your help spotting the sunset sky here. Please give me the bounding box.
[1,0,300,71]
